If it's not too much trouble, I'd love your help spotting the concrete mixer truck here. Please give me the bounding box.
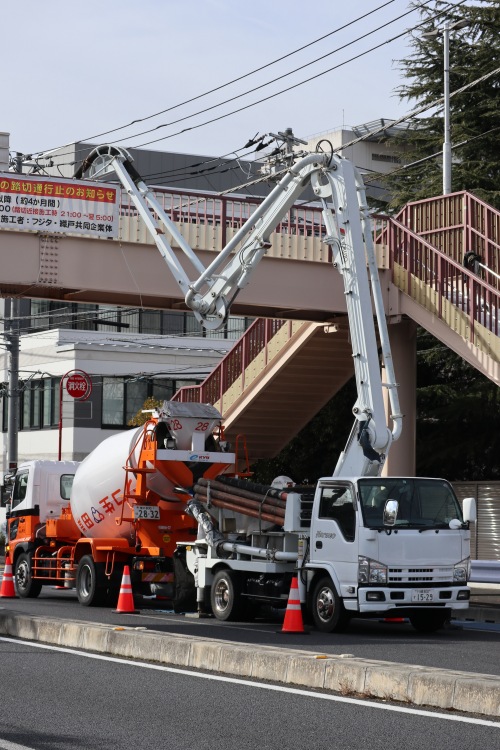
[5,401,239,607]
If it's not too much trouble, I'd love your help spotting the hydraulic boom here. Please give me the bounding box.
[76,143,402,475]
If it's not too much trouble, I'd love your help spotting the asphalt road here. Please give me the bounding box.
[2,586,499,678]
[0,637,498,750]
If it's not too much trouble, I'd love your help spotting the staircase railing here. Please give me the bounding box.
[376,214,500,353]
[393,191,500,289]
[175,190,500,409]
[173,318,300,410]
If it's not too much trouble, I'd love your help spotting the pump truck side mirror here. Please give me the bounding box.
[383,499,399,527]
[462,497,477,524]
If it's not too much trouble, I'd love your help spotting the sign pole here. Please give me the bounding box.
[58,369,92,461]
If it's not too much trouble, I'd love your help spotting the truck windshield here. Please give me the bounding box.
[358,478,463,529]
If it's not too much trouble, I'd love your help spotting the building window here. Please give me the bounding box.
[102,376,199,428]
[29,301,252,339]
[2,377,61,432]
[102,379,125,426]
[371,153,401,164]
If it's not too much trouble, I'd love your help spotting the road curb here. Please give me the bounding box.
[1,612,499,718]
[454,606,500,624]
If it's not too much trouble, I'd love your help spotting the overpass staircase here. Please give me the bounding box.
[174,191,500,463]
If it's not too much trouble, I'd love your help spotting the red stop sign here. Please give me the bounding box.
[66,372,92,400]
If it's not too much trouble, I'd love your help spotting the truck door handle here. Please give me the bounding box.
[316,541,323,549]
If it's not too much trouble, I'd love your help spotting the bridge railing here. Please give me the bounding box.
[376,214,500,357]
[393,191,500,290]
[118,186,327,262]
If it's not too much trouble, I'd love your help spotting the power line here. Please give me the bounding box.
[112,2,432,149]
[15,0,464,193]
[27,0,398,160]
[127,2,466,151]
[364,126,500,185]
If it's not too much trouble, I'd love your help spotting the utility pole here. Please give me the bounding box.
[421,19,470,195]
[5,299,20,471]
[5,152,24,472]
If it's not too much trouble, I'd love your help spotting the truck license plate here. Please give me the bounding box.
[411,589,435,603]
[134,505,160,520]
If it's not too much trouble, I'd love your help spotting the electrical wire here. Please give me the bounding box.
[13,0,465,198]
[363,126,500,185]
[20,0,460,165]
[64,1,465,191]
[25,0,398,160]
[218,59,500,195]
[111,1,435,149]
[121,2,469,154]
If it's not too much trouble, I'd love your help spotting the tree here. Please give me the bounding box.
[416,328,500,480]
[384,0,500,208]
[128,396,163,427]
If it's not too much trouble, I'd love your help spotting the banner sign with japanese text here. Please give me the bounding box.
[0,173,120,238]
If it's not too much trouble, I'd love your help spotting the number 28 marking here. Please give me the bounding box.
[195,421,209,431]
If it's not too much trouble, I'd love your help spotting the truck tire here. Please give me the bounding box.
[409,610,450,633]
[311,576,349,633]
[210,569,244,621]
[76,555,107,607]
[14,552,42,598]
[106,564,124,608]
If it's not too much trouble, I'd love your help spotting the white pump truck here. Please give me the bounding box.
[6,141,476,630]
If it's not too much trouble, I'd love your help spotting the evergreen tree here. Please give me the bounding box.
[384,0,500,208]
[416,329,500,480]
[254,1,500,484]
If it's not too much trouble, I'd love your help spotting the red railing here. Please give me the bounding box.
[119,186,325,247]
[173,189,500,407]
[376,214,500,347]
[173,318,290,408]
[393,191,500,290]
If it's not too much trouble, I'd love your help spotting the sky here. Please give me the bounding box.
[3,0,450,161]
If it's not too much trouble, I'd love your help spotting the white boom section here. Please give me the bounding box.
[76,144,401,475]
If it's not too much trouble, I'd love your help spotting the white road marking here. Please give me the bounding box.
[134,610,274,633]
[0,740,38,750]
[1,636,499,728]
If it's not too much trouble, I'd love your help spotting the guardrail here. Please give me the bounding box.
[470,560,500,584]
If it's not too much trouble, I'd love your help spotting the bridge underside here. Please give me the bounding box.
[0,231,346,322]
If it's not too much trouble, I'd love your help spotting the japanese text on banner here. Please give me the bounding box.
[0,173,119,238]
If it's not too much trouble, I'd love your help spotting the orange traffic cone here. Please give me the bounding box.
[112,566,139,614]
[280,576,307,634]
[0,555,17,598]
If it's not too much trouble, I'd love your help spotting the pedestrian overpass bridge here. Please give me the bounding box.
[1,185,499,473]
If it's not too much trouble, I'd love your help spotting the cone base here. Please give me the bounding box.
[112,608,140,614]
[278,629,309,634]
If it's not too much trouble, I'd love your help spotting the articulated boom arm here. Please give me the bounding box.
[76,144,401,474]
[316,161,402,476]
[76,145,329,329]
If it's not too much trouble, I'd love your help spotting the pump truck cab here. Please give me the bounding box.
[6,138,477,631]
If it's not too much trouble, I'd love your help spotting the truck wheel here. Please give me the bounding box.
[14,552,42,598]
[210,569,243,621]
[311,576,349,633]
[106,564,124,608]
[76,555,107,607]
[409,610,450,633]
